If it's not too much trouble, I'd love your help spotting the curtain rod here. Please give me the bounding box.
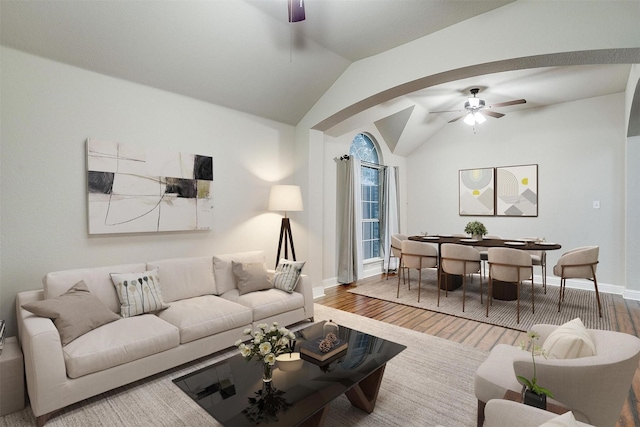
[335,154,387,169]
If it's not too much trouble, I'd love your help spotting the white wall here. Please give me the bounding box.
[406,94,626,290]
[0,47,297,336]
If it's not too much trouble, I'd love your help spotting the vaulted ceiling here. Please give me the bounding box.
[1,0,635,155]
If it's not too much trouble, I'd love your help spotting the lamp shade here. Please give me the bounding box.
[268,185,303,212]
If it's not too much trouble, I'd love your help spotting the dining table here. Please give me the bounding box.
[408,235,562,300]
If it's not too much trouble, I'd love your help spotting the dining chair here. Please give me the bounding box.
[520,236,548,293]
[387,233,408,280]
[398,240,438,302]
[553,246,601,317]
[439,243,482,311]
[475,235,503,278]
[487,247,534,323]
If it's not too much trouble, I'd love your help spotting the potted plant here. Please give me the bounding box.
[464,221,487,240]
[517,331,554,409]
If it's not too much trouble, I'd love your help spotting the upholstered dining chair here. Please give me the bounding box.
[387,233,408,280]
[487,247,534,323]
[398,240,438,302]
[553,246,601,317]
[439,243,482,311]
[474,322,640,427]
[520,236,548,293]
[475,235,503,278]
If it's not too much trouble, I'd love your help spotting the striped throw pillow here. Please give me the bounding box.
[272,259,305,293]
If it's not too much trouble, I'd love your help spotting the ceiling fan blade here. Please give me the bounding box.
[448,114,466,123]
[429,110,464,114]
[483,110,505,119]
[430,109,464,114]
[487,99,526,108]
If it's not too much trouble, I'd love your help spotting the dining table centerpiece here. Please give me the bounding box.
[464,221,487,240]
[236,322,296,383]
[517,331,554,409]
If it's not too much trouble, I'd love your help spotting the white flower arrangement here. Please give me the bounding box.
[236,322,296,367]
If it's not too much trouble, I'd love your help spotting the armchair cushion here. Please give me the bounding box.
[542,318,595,359]
[540,411,579,427]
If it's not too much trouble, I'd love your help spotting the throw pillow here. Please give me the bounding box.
[542,318,596,359]
[232,261,273,295]
[22,280,120,346]
[110,268,169,318]
[538,411,579,427]
[272,259,305,293]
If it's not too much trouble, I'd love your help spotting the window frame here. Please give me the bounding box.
[349,133,383,262]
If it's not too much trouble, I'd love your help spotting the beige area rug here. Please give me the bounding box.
[1,304,488,427]
[349,270,613,332]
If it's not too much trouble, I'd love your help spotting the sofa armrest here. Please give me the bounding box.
[294,274,313,320]
[16,291,70,417]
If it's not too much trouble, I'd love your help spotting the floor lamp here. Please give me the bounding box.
[268,185,303,267]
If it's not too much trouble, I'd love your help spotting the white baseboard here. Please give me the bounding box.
[315,271,632,300]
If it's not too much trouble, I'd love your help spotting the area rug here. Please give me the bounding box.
[0,305,488,427]
[349,270,613,332]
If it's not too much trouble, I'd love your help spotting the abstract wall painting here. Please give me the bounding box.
[87,139,214,234]
[459,168,495,216]
[496,164,538,217]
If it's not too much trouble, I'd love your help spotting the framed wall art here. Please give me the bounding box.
[87,139,214,234]
[459,167,495,216]
[496,164,538,217]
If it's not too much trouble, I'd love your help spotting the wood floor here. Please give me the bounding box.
[315,274,640,427]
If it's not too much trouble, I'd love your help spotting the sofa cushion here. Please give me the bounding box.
[63,314,180,378]
[147,256,216,302]
[232,261,272,295]
[22,281,121,346]
[44,263,146,314]
[213,251,266,295]
[157,295,252,344]
[542,318,596,359]
[221,288,304,322]
[272,259,306,293]
[110,268,169,317]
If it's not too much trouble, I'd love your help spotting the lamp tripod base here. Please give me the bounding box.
[276,217,296,267]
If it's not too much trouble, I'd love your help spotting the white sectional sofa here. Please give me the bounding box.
[16,251,313,426]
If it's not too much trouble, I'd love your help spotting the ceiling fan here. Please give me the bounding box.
[430,88,526,125]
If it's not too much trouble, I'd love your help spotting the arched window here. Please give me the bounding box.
[350,133,381,260]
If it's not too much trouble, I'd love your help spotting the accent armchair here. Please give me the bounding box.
[474,323,640,427]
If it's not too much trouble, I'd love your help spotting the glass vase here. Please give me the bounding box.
[263,362,273,383]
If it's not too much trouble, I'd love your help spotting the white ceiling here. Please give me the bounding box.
[0,0,633,155]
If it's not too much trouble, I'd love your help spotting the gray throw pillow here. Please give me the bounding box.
[22,280,120,345]
[232,261,272,295]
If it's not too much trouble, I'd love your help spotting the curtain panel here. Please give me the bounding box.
[381,166,400,272]
[336,157,363,284]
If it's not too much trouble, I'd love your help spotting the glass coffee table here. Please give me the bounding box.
[173,321,406,426]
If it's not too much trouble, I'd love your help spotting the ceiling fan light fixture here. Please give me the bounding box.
[464,113,476,126]
[474,112,486,124]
